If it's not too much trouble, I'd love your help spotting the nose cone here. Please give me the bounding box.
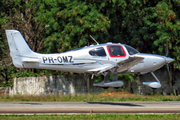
[165,57,174,64]
[138,54,173,73]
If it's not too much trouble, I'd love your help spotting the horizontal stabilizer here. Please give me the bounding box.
[22,57,40,63]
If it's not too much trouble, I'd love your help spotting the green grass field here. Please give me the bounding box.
[0,114,180,120]
[0,92,180,102]
[0,93,180,119]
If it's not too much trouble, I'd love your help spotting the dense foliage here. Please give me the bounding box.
[1,0,180,86]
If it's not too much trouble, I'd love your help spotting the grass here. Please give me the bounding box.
[0,114,180,120]
[0,92,180,119]
[0,92,180,102]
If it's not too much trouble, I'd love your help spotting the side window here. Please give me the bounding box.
[107,45,126,57]
[89,47,106,56]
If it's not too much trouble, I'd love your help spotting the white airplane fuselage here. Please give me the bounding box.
[17,44,173,75]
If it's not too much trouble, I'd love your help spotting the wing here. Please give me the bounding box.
[90,56,144,75]
[116,56,144,73]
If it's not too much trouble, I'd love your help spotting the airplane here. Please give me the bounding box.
[5,29,174,89]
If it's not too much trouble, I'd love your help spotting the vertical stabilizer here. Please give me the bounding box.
[5,30,35,68]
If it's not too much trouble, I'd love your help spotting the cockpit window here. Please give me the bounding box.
[89,47,106,56]
[107,45,126,57]
[125,45,139,55]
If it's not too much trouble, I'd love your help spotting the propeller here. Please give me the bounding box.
[165,40,168,57]
[165,40,172,87]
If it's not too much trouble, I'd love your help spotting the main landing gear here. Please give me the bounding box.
[93,71,162,89]
[93,72,124,89]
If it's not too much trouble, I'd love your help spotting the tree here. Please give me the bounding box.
[0,0,16,86]
[36,0,111,53]
[2,0,180,87]
[3,0,45,52]
[0,0,47,86]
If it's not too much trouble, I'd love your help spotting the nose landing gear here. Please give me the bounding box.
[143,72,161,88]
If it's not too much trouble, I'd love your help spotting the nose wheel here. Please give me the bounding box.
[143,72,161,88]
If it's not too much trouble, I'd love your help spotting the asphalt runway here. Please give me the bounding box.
[0,102,180,114]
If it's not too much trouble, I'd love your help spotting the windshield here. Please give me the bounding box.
[125,45,139,55]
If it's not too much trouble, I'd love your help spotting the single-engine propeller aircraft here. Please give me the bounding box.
[6,30,174,89]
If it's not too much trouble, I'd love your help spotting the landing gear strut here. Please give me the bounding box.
[143,72,161,88]
[93,72,124,88]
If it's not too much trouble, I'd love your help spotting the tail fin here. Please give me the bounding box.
[5,30,36,68]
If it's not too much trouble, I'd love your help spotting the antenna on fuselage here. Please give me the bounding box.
[90,35,99,45]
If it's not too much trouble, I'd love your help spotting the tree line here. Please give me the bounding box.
[0,0,180,86]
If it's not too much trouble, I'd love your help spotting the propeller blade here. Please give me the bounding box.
[165,40,168,57]
[165,40,173,89]
[166,63,170,75]
[166,63,172,83]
